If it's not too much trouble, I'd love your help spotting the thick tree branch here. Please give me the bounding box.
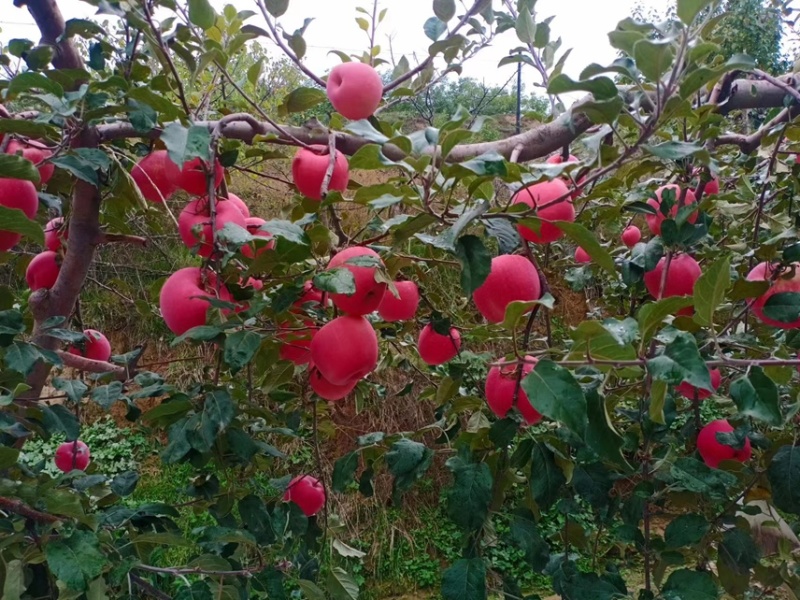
[0,497,61,523]
[55,350,133,381]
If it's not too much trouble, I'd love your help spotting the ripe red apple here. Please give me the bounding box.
[44,217,67,252]
[643,254,701,314]
[7,139,54,185]
[512,179,575,244]
[621,225,641,248]
[159,267,233,336]
[178,197,247,258]
[746,261,800,329]
[242,217,275,259]
[326,61,384,121]
[645,184,698,236]
[574,247,591,264]
[697,419,752,468]
[177,157,224,196]
[546,153,585,199]
[130,150,181,203]
[26,251,60,290]
[225,193,250,218]
[326,246,387,315]
[310,315,378,385]
[418,323,461,365]
[0,178,39,251]
[292,281,324,312]
[68,329,112,362]
[485,356,542,425]
[278,319,318,365]
[283,475,325,516]
[699,178,719,196]
[377,280,420,322]
[54,440,90,472]
[676,368,721,400]
[309,366,357,401]
[291,145,349,200]
[473,254,542,323]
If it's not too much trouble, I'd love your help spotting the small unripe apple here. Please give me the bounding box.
[54,440,90,472]
[26,250,60,290]
[159,267,233,336]
[377,281,420,322]
[44,217,67,252]
[225,193,250,218]
[68,329,112,362]
[418,323,461,365]
[327,246,387,315]
[546,153,585,199]
[676,368,721,400]
[485,356,542,425]
[0,178,39,251]
[278,319,317,365]
[643,254,701,315]
[473,254,542,323]
[512,179,575,244]
[574,247,591,264]
[697,419,752,468]
[284,475,326,516]
[178,197,247,258]
[746,262,800,329]
[177,157,224,196]
[645,184,698,236]
[326,62,384,121]
[621,225,641,248]
[310,315,378,385]
[7,139,54,185]
[291,145,349,200]
[309,366,357,401]
[131,150,181,203]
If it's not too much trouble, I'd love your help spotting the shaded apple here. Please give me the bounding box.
[177,157,224,196]
[241,217,275,259]
[645,184,698,236]
[0,178,39,251]
[278,319,318,365]
[310,315,378,385]
[643,253,701,316]
[178,196,247,258]
[68,329,112,362]
[326,61,383,120]
[574,247,590,264]
[131,150,181,203]
[54,440,90,472]
[418,323,461,365]
[292,145,349,200]
[746,261,800,329]
[44,217,67,252]
[512,179,575,244]
[7,139,54,185]
[159,267,233,336]
[283,475,325,516]
[377,280,420,322]
[326,246,387,315]
[26,250,60,290]
[621,225,641,248]
[697,419,752,468]
[225,193,250,218]
[473,254,541,323]
[485,356,542,425]
[676,368,721,400]
[309,366,357,401]
[546,153,585,199]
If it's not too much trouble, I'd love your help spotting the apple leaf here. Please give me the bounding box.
[385,438,433,505]
[313,268,356,295]
[223,330,262,374]
[554,221,616,274]
[445,455,492,531]
[692,256,731,327]
[45,530,107,592]
[522,359,588,437]
[647,331,712,391]
[424,17,447,41]
[278,87,328,117]
[325,567,359,600]
[664,514,710,549]
[509,509,550,571]
[238,495,275,545]
[585,389,631,471]
[530,442,566,509]
[729,367,782,425]
[433,0,456,21]
[677,0,714,25]
[768,446,800,515]
[188,0,217,29]
[442,558,487,600]
[455,234,491,296]
[637,296,693,343]
[662,569,717,600]
[762,292,800,324]
[332,451,359,493]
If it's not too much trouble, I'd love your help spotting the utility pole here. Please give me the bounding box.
[515,51,522,135]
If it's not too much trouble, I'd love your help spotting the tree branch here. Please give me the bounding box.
[56,350,133,380]
[0,497,61,523]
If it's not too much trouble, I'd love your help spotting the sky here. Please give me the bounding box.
[2,0,662,96]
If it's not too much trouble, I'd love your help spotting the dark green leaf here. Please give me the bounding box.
[0,153,41,186]
[522,360,588,437]
[325,567,359,600]
[441,558,486,600]
[264,0,289,17]
[223,330,262,374]
[509,509,549,571]
[662,569,717,600]
[664,514,710,548]
[433,0,456,21]
[669,457,737,499]
[332,451,359,493]
[313,268,356,294]
[762,292,800,324]
[719,528,760,576]
[729,367,782,426]
[385,438,433,504]
[424,17,447,41]
[239,495,275,544]
[110,471,139,497]
[445,455,492,531]
[455,234,491,296]
[768,446,800,516]
[45,531,107,592]
[643,141,709,162]
[188,0,217,29]
[693,257,730,327]
[548,73,619,101]
[52,377,88,403]
[91,381,125,410]
[585,390,631,470]
[530,442,566,510]
[648,331,712,391]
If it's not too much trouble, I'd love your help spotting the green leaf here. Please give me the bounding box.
[633,38,675,83]
[522,360,588,437]
[424,17,447,41]
[201,389,234,439]
[0,153,42,186]
[0,310,24,335]
[433,0,456,21]
[669,457,737,499]
[110,471,139,496]
[313,268,356,294]
[719,528,760,576]
[644,141,709,162]
[5,342,45,376]
[279,87,328,117]
[509,509,550,571]
[45,530,107,592]
[326,567,359,600]
[2,559,25,600]
[762,292,800,324]
[729,367,782,426]
[515,8,536,44]
[260,220,309,244]
[647,331,712,391]
[445,455,492,531]
[385,438,433,504]
[63,18,106,39]
[554,221,616,274]
[649,379,667,425]
[693,257,730,327]
[332,451,359,493]
[530,442,566,509]
[662,569,718,600]
[0,205,44,245]
[585,390,631,470]
[441,558,486,600]
[664,514,710,548]
[677,0,713,25]
[91,381,125,410]
[161,122,212,166]
[41,404,80,440]
[7,72,63,97]
[49,155,99,185]
[188,0,217,29]
[239,495,275,544]
[223,330,262,374]
[455,234,491,296]
[0,446,19,469]
[264,0,289,17]
[768,446,800,516]
[52,377,88,403]
[637,296,693,342]
[547,73,619,101]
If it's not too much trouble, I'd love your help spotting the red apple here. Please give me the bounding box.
[44,217,67,252]
[697,419,752,468]
[159,267,233,336]
[546,153,585,199]
[68,329,112,362]
[26,250,60,290]
[645,184,698,236]
[130,150,181,203]
[746,261,800,329]
[699,178,719,196]
[7,139,54,185]
[485,356,542,425]
[292,145,349,200]
[326,61,383,121]
[621,225,641,248]
[178,196,247,258]
[278,319,318,365]
[310,315,378,385]
[377,280,420,322]
[326,246,387,315]
[242,217,275,259]
[512,179,575,244]
[54,440,90,472]
[309,366,357,401]
[225,193,250,218]
[574,247,591,264]
[473,254,542,324]
[292,281,324,313]
[0,178,39,251]
[418,323,461,365]
[676,368,722,400]
[643,254,701,314]
[177,157,224,196]
[283,475,325,516]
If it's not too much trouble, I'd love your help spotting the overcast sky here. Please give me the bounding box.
[3,0,662,95]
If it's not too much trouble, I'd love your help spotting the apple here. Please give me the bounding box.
[512,179,575,244]
[309,366,357,401]
[697,419,752,468]
[68,329,112,362]
[159,267,233,336]
[643,254,701,314]
[242,217,275,259]
[326,246,387,315]
[130,150,181,203]
[278,319,318,365]
[178,196,247,258]
[0,178,39,251]
[746,261,800,329]
[7,139,54,185]
[283,475,325,516]
[293,281,324,311]
[292,145,349,200]
[473,254,542,323]
[326,61,383,121]
[645,184,698,236]
[546,153,585,199]
[310,315,378,385]
[574,247,591,264]
[44,217,67,252]
[377,280,420,322]
[621,225,641,248]
[177,157,224,196]
[225,193,250,218]
[676,368,722,400]
[699,178,719,196]
[26,251,60,290]
[418,323,461,365]
[485,356,542,425]
[54,440,90,472]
